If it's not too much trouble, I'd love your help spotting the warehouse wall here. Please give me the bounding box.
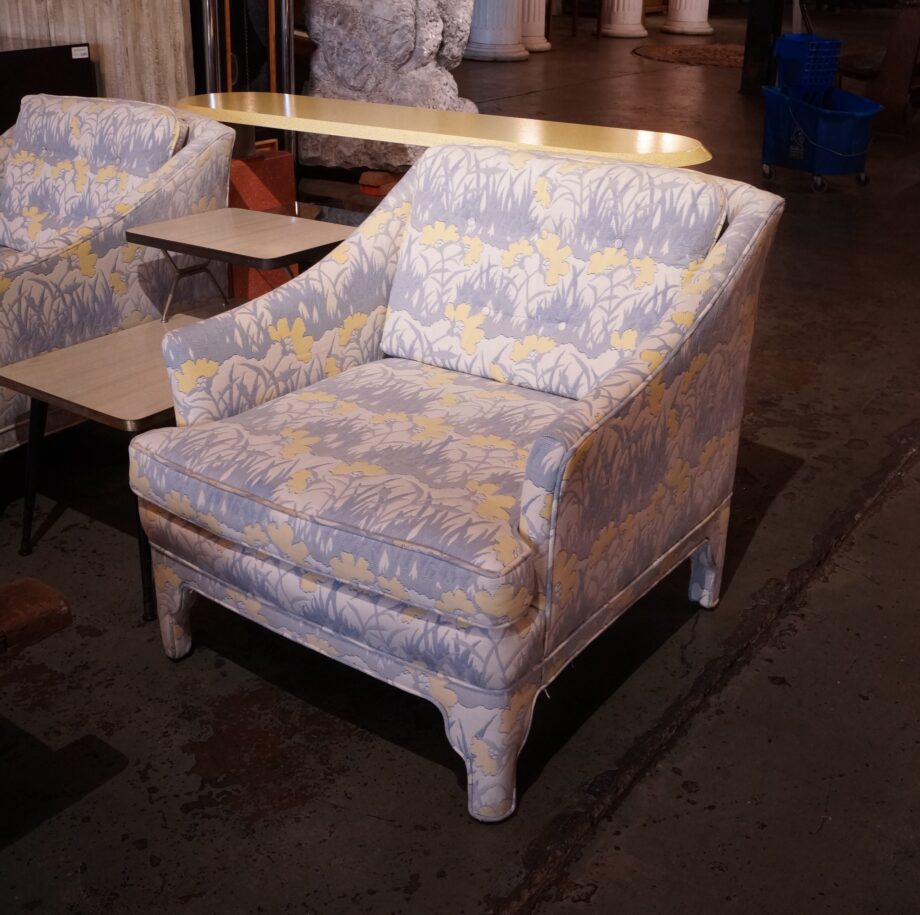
[1,0,195,104]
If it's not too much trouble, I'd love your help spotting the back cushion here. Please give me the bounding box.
[0,95,186,251]
[381,145,727,398]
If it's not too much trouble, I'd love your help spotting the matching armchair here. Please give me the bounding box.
[129,144,783,820]
[0,94,235,453]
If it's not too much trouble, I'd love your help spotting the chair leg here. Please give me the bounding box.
[440,683,539,822]
[688,500,731,609]
[152,553,196,659]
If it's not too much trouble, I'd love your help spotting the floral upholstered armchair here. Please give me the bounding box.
[130,145,783,821]
[0,94,235,453]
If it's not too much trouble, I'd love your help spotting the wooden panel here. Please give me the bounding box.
[1,0,193,104]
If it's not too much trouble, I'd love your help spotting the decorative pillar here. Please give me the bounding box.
[464,0,530,61]
[522,0,551,52]
[599,0,647,38]
[661,0,714,35]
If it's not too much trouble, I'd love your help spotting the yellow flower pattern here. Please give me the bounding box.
[500,238,534,268]
[587,245,630,275]
[338,312,369,345]
[445,303,486,355]
[268,317,314,362]
[330,553,375,584]
[535,232,572,285]
[511,335,556,362]
[174,358,220,393]
[467,480,516,522]
[420,221,459,245]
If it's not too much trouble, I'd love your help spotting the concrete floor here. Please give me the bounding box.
[2,9,919,914]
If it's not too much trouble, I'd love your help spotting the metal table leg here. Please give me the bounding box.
[160,250,229,322]
[19,398,48,556]
[136,504,156,622]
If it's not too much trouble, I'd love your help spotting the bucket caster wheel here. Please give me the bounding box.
[762,163,775,181]
[856,172,870,187]
[812,175,828,193]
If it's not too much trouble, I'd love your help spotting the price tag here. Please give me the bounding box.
[71,46,90,59]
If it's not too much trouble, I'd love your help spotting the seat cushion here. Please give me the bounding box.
[381,145,727,398]
[0,95,186,251]
[131,358,569,628]
[143,501,547,692]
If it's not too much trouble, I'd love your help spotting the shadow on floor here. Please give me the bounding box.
[0,716,128,850]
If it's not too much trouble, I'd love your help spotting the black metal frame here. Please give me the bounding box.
[18,396,158,622]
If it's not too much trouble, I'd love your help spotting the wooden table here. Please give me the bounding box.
[0,314,199,620]
[127,208,353,319]
[177,92,712,167]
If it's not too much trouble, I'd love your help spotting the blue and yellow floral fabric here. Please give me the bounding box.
[158,178,416,427]
[0,95,186,251]
[132,357,569,627]
[141,500,547,692]
[381,145,727,398]
[131,145,784,821]
[0,97,234,453]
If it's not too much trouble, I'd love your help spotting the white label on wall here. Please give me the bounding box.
[71,46,90,59]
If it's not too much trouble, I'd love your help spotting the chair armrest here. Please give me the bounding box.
[161,177,416,426]
[522,188,783,653]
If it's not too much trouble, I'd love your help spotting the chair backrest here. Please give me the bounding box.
[381,145,728,399]
[0,94,187,251]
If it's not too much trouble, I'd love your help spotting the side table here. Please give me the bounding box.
[127,207,353,318]
[0,314,200,621]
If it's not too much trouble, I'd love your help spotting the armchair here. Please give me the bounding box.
[0,94,235,453]
[130,145,782,821]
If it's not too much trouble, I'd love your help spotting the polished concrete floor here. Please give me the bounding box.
[2,10,919,914]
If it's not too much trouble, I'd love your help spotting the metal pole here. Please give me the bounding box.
[280,0,295,94]
[202,0,222,93]
[279,0,296,152]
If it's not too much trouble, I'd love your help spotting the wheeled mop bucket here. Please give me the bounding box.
[762,32,883,191]
[762,85,883,191]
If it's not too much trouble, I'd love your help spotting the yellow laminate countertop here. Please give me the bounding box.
[177,92,711,168]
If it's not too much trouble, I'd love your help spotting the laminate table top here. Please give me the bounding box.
[126,208,353,271]
[0,314,199,431]
[177,92,712,168]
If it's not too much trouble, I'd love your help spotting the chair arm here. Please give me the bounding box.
[161,176,416,426]
[522,190,783,653]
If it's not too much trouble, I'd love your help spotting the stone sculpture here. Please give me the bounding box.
[300,0,477,170]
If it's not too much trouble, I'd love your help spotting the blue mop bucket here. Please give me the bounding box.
[762,86,882,183]
[774,33,842,89]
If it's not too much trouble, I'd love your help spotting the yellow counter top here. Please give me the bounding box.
[177,92,711,167]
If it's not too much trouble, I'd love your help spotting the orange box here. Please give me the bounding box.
[228,149,297,299]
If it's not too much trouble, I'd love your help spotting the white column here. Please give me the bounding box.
[599,0,647,38]
[661,0,714,35]
[464,0,530,61]
[522,0,551,52]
